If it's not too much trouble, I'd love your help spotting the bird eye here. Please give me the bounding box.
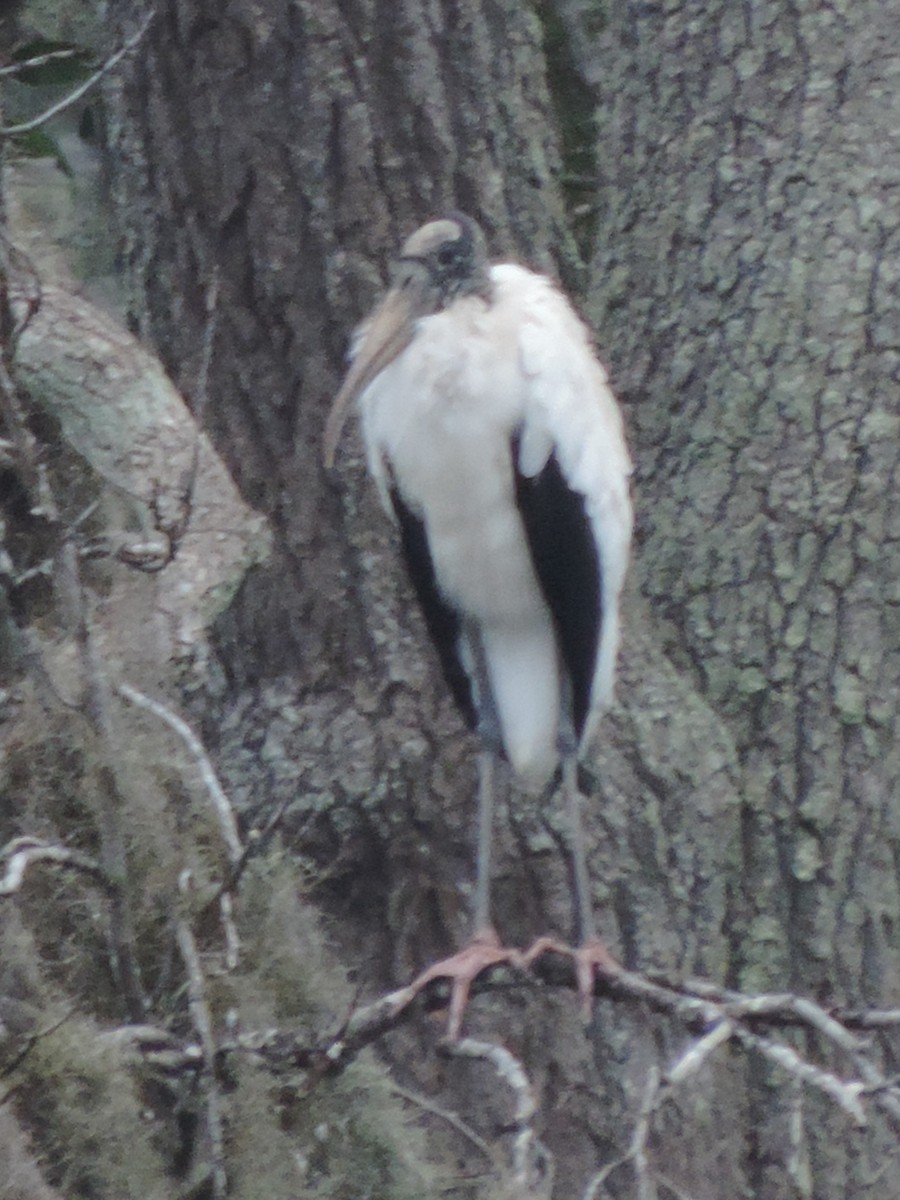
[437,243,460,267]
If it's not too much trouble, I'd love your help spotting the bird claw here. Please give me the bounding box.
[572,936,621,1020]
[408,927,522,1040]
[520,933,620,1022]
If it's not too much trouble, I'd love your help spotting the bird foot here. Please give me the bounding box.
[520,934,620,1021]
[408,927,522,1040]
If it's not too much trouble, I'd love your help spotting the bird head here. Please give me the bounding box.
[394,213,491,309]
[323,213,491,468]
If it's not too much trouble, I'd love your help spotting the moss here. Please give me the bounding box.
[13,1022,170,1200]
[532,1,602,263]
[0,1108,64,1200]
[228,1057,441,1200]
[214,852,444,1200]
[218,849,352,1028]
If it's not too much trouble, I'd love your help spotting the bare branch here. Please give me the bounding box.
[219,889,240,972]
[176,882,227,1200]
[389,1081,500,1169]
[443,1036,550,1196]
[732,1026,867,1126]
[838,1008,900,1029]
[195,270,221,426]
[0,1006,79,1087]
[0,48,82,79]
[116,682,243,864]
[0,837,112,896]
[0,10,157,137]
[665,1019,736,1086]
[583,1068,661,1200]
[787,1078,813,1200]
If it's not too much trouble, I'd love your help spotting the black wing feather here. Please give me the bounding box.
[512,435,602,741]
[388,484,478,730]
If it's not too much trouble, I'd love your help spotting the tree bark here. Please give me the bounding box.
[591,0,900,987]
[578,4,900,1193]
[97,1,900,1197]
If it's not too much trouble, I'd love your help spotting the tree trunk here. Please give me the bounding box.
[94,0,900,1196]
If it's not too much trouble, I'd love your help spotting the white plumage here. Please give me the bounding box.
[325,213,632,988]
[357,262,631,783]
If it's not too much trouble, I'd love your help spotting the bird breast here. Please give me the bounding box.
[360,290,549,627]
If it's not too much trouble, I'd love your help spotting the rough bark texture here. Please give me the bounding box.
[588,0,900,992]
[4,0,892,1196]
[576,3,900,1193]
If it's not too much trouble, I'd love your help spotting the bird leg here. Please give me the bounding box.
[407,927,520,1040]
[473,748,497,932]
[563,754,621,1014]
[563,755,596,943]
[406,749,521,1039]
[520,756,620,1018]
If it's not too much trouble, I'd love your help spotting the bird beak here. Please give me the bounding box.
[323,286,416,469]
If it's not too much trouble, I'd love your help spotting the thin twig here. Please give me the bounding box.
[665,1019,736,1086]
[390,1081,500,1168]
[116,682,243,864]
[444,1036,548,1194]
[65,542,146,1020]
[1,9,156,136]
[176,877,227,1200]
[786,1077,813,1200]
[732,1026,867,1126]
[197,798,296,926]
[0,1005,79,1089]
[583,1068,660,1200]
[0,837,112,896]
[219,889,239,972]
[838,1008,900,1029]
[194,270,220,425]
[0,49,81,79]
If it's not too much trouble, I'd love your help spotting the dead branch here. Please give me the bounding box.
[0,48,82,79]
[0,838,112,896]
[116,681,244,968]
[583,1067,660,1200]
[732,1025,867,1126]
[0,1006,79,1091]
[442,1035,552,1196]
[176,878,227,1200]
[245,953,900,1143]
[63,542,147,1020]
[8,946,890,1200]
[389,1081,500,1170]
[116,682,243,864]
[0,9,157,137]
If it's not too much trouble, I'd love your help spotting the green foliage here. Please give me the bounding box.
[533,1,603,262]
[12,40,94,87]
[7,127,74,174]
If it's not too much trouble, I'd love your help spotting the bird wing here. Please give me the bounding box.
[497,266,633,739]
[386,476,478,730]
[511,438,602,742]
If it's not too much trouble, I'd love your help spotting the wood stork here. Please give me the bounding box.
[324,213,632,1032]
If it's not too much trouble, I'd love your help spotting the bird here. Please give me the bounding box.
[324,213,633,1034]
